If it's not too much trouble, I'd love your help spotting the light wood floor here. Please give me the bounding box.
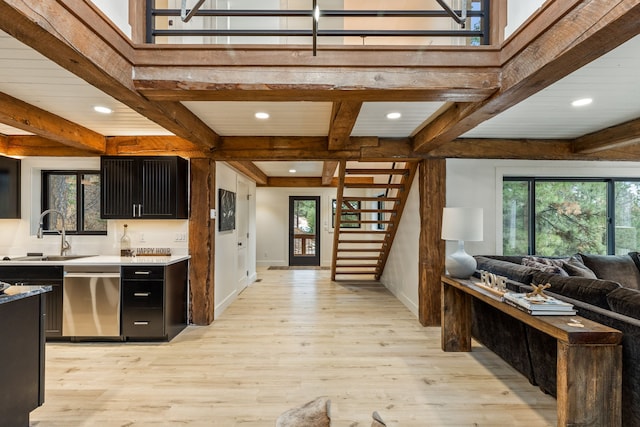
[31,268,556,426]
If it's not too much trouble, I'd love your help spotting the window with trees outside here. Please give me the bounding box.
[503,178,640,256]
[41,171,107,235]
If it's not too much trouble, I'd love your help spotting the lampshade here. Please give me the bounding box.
[441,207,483,242]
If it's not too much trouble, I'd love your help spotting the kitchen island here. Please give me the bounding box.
[0,285,51,427]
[0,255,190,341]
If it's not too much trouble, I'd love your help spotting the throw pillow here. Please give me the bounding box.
[522,256,569,277]
[276,397,331,427]
[606,287,640,321]
[371,411,387,427]
[577,253,640,290]
[562,256,597,278]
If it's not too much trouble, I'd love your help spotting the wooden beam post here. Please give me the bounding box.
[418,159,446,326]
[189,158,216,325]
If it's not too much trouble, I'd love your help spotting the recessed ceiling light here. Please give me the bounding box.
[289,169,297,174]
[255,112,270,119]
[386,112,402,120]
[93,105,113,114]
[571,98,593,107]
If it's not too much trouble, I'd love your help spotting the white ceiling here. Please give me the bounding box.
[1,28,639,176]
[463,35,640,139]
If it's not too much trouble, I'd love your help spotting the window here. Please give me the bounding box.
[42,171,106,235]
[331,199,361,228]
[503,177,640,256]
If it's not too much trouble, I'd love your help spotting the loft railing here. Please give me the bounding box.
[145,0,490,54]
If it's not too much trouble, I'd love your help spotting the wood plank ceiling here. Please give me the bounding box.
[0,0,640,181]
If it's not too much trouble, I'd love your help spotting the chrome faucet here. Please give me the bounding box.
[37,209,71,256]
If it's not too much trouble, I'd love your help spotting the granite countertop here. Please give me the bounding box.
[0,255,190,266]
[0,285,52,305]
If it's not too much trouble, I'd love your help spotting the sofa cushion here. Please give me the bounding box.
[606,287,640,321]
[577,253,640,290]
[522,256,569,276]
[474,256,536,284]
[531,271,621,310]
[562,256,597,279]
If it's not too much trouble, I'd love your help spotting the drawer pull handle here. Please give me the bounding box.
[134,271,151,275]
[134,292,151,297]
[134,321,149,326]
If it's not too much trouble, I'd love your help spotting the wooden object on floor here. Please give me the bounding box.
[441,275,622,427]
[31,268,558,426]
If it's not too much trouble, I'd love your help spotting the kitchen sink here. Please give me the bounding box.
[3,255,96,262]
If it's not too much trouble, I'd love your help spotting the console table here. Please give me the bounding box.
[441,275,622,427]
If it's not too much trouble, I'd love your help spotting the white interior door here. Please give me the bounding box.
[236,181,249,292]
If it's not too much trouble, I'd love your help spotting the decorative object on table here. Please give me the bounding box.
[503,291,576,315]
[0,281,10,294]
[135,247,172,256]
[526,283,552,299]
[475,270,508,296]
[120,224,134,257]
[218,189,236,232]
[441,207,483,278]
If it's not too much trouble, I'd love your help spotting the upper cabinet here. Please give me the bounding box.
[101,156,189,219]
[0,155,20,219]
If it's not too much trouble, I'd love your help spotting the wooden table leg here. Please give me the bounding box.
[441,281,471,352]
[556,341,621,427]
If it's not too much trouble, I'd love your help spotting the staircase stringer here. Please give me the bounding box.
[374,161,419,280]
[330,160,347,281]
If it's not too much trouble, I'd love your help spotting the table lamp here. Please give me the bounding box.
[441,207,483,278]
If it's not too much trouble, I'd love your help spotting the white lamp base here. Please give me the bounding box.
[445,240,477,279]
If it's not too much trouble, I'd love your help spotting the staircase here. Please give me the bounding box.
[331,160,418,281]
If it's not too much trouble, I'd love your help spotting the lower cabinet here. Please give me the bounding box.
[121,260,188,341]
[0,266,63,338]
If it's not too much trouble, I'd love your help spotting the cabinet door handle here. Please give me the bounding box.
[133,321,149,326]
[134,292,151,297]
[134,271,151,275]
[138,204,143,217]
[133,204,137,217]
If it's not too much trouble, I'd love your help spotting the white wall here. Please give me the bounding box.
[256,187,338,267]
[381,158,640,318]
[90,0,131,38]
[505,0,547,40]
[380,176,420,317]
[214,162,257,317]
[0,157,189,258]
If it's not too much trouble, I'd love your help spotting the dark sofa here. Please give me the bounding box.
[472,253,640,427]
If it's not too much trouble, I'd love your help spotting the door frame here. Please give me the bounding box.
[288,196,321,266]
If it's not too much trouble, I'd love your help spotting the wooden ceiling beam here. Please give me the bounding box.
[0,92,105,153]
[260,176,373,188]
[413,0,640,153]
[3,136,99,157]
[428,138,640,162]
[572,117,640,154]
[226,161,268,185]
[322,161,340,185]
[0,134,8,153]
[0,0,220,150]
[328,102,362,150]
[133,67,499,103]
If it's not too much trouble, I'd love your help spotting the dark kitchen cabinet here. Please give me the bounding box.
[0,266,63,338]
[121,260,187,341]
[0,155,20,218]
[0,290,47,427]
[100,156,189,219]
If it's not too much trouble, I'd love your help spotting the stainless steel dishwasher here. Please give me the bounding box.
[62,265,121,338]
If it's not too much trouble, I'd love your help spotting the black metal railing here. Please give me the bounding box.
[145,0,490,54]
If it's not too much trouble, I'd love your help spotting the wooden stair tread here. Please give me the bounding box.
[339,220,394,224]
[336,257,379,260]
[341,209,397,214]
[342,197,400,202]
[334,271,379,275]
[339,230,388,234]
